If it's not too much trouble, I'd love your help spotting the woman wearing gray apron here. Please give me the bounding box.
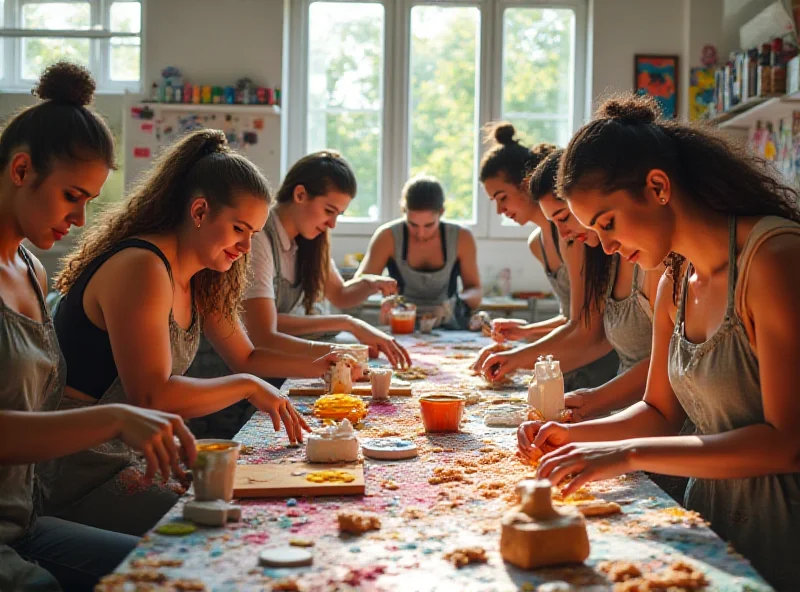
[477,133,620,389]
[522,94,800,589]
[47,130,309,536]
[187,152,411,439]
[0,61,194,591]
[357,175,483,329]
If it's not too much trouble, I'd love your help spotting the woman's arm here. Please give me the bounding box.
[478,243,611,379]
[242,297,334,358]
[204,312,337,380]
[0,405,196,483]
[94,250,308,441]
[566,357,649,421]
[327,260,397,310]
[457,228,482,310]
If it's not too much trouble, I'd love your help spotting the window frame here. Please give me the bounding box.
[285,0,587,239]
[0,0,143,93]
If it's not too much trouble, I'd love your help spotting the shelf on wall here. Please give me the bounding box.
[712,94,800,129]
[138,102,281,116]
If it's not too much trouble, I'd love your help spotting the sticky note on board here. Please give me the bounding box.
[141,123,154,133]
[133,147,151,158]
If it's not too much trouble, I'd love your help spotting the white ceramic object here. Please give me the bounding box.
[305,419,360,463]
[527,355,565,421]
[258,546,313,567]
[361,438,418,460]
[183,500,242,526]
[192,440,240,502]
[370,368,393,401]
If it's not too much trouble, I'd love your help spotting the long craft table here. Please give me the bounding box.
[103,331,772,592]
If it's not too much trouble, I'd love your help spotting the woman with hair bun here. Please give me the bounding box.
[46,127,328,536]
[476,123,619,393]
[520,94,800,589]
[356,171,482,330]
[0,61,196,592]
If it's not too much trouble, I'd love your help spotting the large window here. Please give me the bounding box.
[0,0,141,92]
[288,0,586,236]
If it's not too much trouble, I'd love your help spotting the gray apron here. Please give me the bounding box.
[185,211,303,438]
[388,219,466,328]
[0,247,64,589]
[540,233,619,391]
[44,304,200,536]
[669,216,800,590]
[603,257,653,373]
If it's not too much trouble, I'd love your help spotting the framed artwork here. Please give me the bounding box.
[634,54,679,118]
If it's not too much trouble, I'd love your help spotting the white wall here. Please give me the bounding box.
[722,0,792,55]
[2,0,731,292]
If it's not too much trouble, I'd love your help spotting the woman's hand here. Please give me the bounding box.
[517,420,571,462]
[470,342,508,372]
[348,318,411,369]
[564,389,597,423]
[536,441,635,497]
[247,378,311,445]
[111,404,197,484]
[361,275,398,297]
[491,318,529,342]
[479,347,530,381]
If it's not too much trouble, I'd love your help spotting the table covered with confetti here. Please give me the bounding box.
[103,331,773,592]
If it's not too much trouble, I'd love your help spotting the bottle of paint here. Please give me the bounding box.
[527,355,564,422]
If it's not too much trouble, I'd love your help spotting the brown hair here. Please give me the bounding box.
[0,61,115,182]
[276,150,357,313]
[401,175,445,211]
[559,93,800,303]
[55,129,271,323]
[479,121,556,186]
[527,148,565,202]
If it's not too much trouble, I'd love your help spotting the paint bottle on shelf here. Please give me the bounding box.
[758,42,773,97]
[771,37,787,95]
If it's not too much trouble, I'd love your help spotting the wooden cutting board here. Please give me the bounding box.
[287,379,412,397]
[233,463,365,498]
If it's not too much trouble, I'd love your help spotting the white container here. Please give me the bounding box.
[527,355,565,422]
[333,344,369,379]
[193,440,241,502]
[370,368,393,401]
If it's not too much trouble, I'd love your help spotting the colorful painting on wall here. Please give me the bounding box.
[634,54,679,118]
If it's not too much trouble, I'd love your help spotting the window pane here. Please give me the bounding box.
[21,2,91,30]
[110,37,140,81]
[502,7,575,147]
[307,1,384,220]
[110,2,141,33]
[409,5,480,223]
[22,38,90,79]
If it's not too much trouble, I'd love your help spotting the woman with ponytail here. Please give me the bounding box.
[476,143,663,425]
[0,61,196,592]
[476,123,619,394]
[47,129,319,536]
[520,94,800,589]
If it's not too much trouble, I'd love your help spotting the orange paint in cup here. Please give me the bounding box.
[390,304,416,335]
[419,394,465,433]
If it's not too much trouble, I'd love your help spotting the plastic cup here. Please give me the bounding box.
[390,304,417,335]
[419,394,465,433]
[192,440,241,502]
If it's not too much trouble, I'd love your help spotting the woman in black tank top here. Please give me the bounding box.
[47,130,347,536]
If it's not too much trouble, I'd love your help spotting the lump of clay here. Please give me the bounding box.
[484,403,530,427]
[337,510,381,534]
[500,479,590,570]
[306,419,359,463]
